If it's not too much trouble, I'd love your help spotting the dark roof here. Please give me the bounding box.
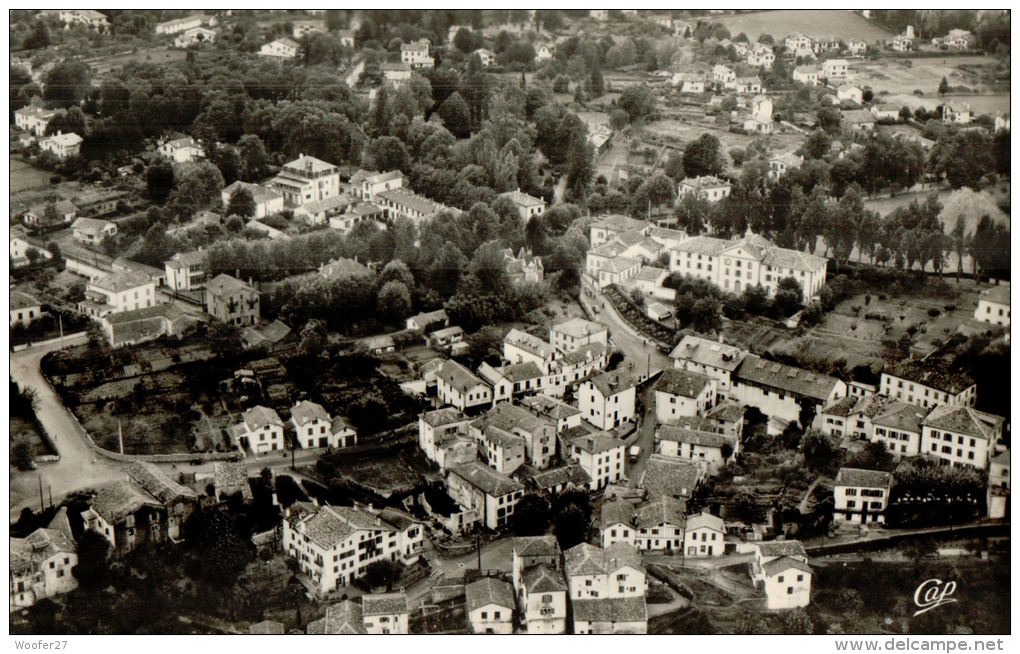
[601,499,635,528]
[513,535,560,558]
[923,405,1003,440]
[656,425,733,449]
[422,407,469,428]
[449,462,523,497]
[127,462,198,504]
[762,556,812,576]
[206,273,254,298]
[821,395,858,418]
[653,368,713,398]
[522,564,566,593]
[639,455,702,498]
[884,359,974,394]
[635,496,686,529]
[10,290,40,311]
[306,600,365,634]
[756,540,807,559]
[250,620,285,634]
[572,597,647,623]
[465,576,515,612]
[735,355,841,401]
[872,402,927,433]
[526,464,591,490]
[835,467,892,489]
[362,592,408,616]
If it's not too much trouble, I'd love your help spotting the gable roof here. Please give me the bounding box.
[685,511,724,533]
[635,496,686,529]
[639,455,702,498]
[670,334,746,371]
[835,467,892,489]
[473,402,551,437]
[821,395,858,418]
[735,355,841,402]
[525,464,592,491]
[763,555,812,576]
[11,290,41,311]
[884,359,974,394]
[923,405,1003,440]
[513,535,560,558]
[504,327,556,359]
[522,564,566,593]
[567,430,626,454]
[243,405,283,431]
[500,189,545,208]
[422,407,469,428]
[87,479,161,524]
[653,368,713,398]
[291,400,330,426]
[571,596,647,623]
[585,371,636,398]
[755,539,807,559]
[601,499,635,528]
[126,461,198,504]
[591,214,646,234]
[436,359,487,393]
[979,284,1010,306]
[656,425,734,450]
[448,461,523,497]
[872,402,927,433]
[465,577,515,612]
[206,273,254,298]
[362,592,408,616]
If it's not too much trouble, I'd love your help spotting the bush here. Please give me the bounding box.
[927,308,941,318]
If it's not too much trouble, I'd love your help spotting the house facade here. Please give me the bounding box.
[579,373,637,430]
[205,273,260,326]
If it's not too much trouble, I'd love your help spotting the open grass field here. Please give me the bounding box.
[706,10,892,43]
[10,158,54,194]
[637,119,805,170]
[851,55,1005,99]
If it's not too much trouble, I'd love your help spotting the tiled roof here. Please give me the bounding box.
[513,535,560,558]
[519,395,581,421]
[436,360,487,393]
[601,499,635,528]
[88,480,161,524]
[473,402,551,436]
[603,256,642,274]
[331,415,354,434]
[634,266,668,283]
[653,368,713,398]
[504,327,556,359]
[127,462,197,504]
[408,309,448,326]
[564,542,605,576]
[166,250,208,269]
[91,270,151,294]
[681,175,730,191]
[762,555,812,576]
[243,405,284,431]
[872,402,927,433]
[283,154,338,175]
[11,290,40,311]
[821,395,858,418]
[103,302,187,325]
[502,361,544,383]
[572,597,647,623]
[835,467,892,489]
[885,359,975,394]
[635,496,686,529]
[614,229,646,247]
[755,539,807,559]
[591,214,646,234]
[586,371,636,398]
[552,318,607,340]
[761,246,827,272]
[705,401,746,424]
[465,577,515,612]
[376,188,444,216]
[422,407,469,428]
[291,400,330,427]
[430,325,463,339]
[923,405,1003,440]
[500,189,544,207]
[223,180,283,204]
[670,335,746,372]
[657,425,733,449]
[206,273,254,298]
[685,511,724,533]
[362,592,408,616]
[842,109,876,124]
[250,620,285,634]
[851,393,895,419]
[557,343,607,367]
[213,461,251,498]
[675,235,729,256]
[449,461,523,497]
[320,257,371,279]
[298,193,356,217]
[735,355,841,401]
[484,425,525,451]
[639,455,702,498]
[568,430,626,454]
[525,464,591,491]
[980,284,1010,306]
[589,241,627,258]
[43,132,82,147]
[771,152,804,168]
[522,564,566,593]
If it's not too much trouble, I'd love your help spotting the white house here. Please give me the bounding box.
[768,152,804,182]
[793,65,820,86]
[71,217,117,246]
[381,62,413,84]
[848,39,868,55]
[518,564,567,634]
[466,577,515,634]
[653,368,717,423]
[10,516,78,610]
[589,214,647,249]
[974,285,1010,328]
[436,360,492,411]
[889,34,913,52]
[684,511,726,557]
[229,406,285,455]
[418,408,472,467]
[512,536,560,592]
[837,85,863,104]
[14,105,58,136]
[362,593,410,634]
[283,503,422,595]
[749,540,812,610]
[564,430,626,490]
[640,455,704,500]
[871,104,902,121]
[164,250,209,291]
[633,497,687,552]
[173,26,216,48]
[446,461,524,530]
[579,373,637,431]
[269,154,342,208]
[784,33,813,52]
[670,335,747,401]
[879,360,976,409]
[870,401,928,457]
[352,169,405,201]
[39,131,82,159]
[564,542,645,601]
[504,327,558,371]
[473,48,496,67]
[500,189,546,222]
[747,44,775,68]
[549,318,609,354]
[678,176,731,203]
[655,425,737,475]
[10,291,43,328]
[821,58,848,80]
[289,400,332,449]
[400,39,434,68]
[158,135,204,163]
[673,73,705,94]
[156,14,203,35]
[259,37,299,59]
[731,354,846,430]
[471,402,557,471]
[78,270,155,319]
[712,64,736,87]
[221,181,284,219]
[920,405,1004,469]
[833,467,892,525]
[817,395,858,438]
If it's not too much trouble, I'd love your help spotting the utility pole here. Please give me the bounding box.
[118,420,124,455]
[48,485,52,508]
[38,476,44,512]
[476,532,482,571]
[58,314,63,345]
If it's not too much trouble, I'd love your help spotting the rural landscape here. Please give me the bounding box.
[8,8,1011,641]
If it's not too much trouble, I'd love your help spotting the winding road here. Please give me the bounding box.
[10,334,125,520]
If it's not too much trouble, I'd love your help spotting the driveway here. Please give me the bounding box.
[10,334,126,520]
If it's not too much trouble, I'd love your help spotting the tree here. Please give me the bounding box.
[45,106,87,138]
[23,20,50,50]
[993,128,1010,175]
[803,129,831,160]
[168,162,224,220]
[226,187,256,220]
[565,129,594,201]
[145,160,175,204]
[553,497,591,550]
[238,134,269,182]
[590,60,605,98]
[817,106,842,134]
[362,560,401,591]
[208,321,243,359]
[377,280,412,324]
[938,76,949,95]
[43,61,92,108]
[781,609,814,634]
[438,91,472,138]
[682,134,725,177]
[690,297,722,333]
[453,27,476,53]
[11,442,33,470]
[772,276,804,316]
[365,136,409,172]
[801,430,839,472]
[72,529,111,588]
[664,151,685,180]
[617,84,656,124]
[512,494,551,536]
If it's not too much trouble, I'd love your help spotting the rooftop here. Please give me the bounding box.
[670,334,746,371]
[500,189,545,207]
[872,402,927,433]
[755,539,808,559]
[568,430,626,454]
[320,257,371,279]
[821,395,858,418]
[681,175,730,191]
[11,290,40,311]
[635,496,687,529]
[291,400,330,427]
[126,461,198,504]
[591,214,647,234]
[656,425,734,450]
[422,407,469,428]
[504,327,557,359]
[653,368,713,398]
[206,273,254,298]
[685,510,725,533]
[522,564,566,593]
[436,359,486,393]
[571,597,647,623]
[473,402,552,436]
[735,354,842,402]
[243,405,284,431]
[762,555,812,576]
[90,269,153,294]
[835,467,893,489]
[72,216,115,234]
[980,284,1010,306]
[923,405,1004,440]
[884,359,975,394]
[465,576,515,612]
[448,461,523,497]
[513,535,560,558]
[525,464,591,491]
[585,371,636,398]
[362,592,408,616]
[639,455,702,498]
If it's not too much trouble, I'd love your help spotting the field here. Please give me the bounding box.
[10,158,54,194]
[87,47,188,76]
[706,10,892,43]
[636,118,805,171]
[851,55,1005,98]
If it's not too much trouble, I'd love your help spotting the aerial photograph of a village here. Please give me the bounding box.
[7,7,1012,641]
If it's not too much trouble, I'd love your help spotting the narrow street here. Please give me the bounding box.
[10,334,125,521]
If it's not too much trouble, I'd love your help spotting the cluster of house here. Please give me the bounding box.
[154,13,218,48]
[12,106,83,159]
[584,214,829,304]
[225,399,357,456]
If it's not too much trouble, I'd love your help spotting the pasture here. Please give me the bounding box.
[10,158,53,193]
[705,10,892,43]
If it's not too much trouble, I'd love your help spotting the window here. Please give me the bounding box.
[778,575,784,583]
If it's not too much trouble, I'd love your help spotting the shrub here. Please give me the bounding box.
[927,308,941,318]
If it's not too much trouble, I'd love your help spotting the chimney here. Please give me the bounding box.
[718,333,724,344]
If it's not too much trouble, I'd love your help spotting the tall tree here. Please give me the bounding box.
[682,133,725,178]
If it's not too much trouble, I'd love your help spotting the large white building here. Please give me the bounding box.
[269,154,342,208]
[833,468,892,525]
[653,368,717,423]
[921,405,1004,469]
[731,354,846,429]
[578,372,637,430]
[228,405,285,455]
[563,430,626,490]
[283,503,423,594]
[879,360,976,410]
[10,512,78,610]
[435,360,492,411]
[400,39,434,68]
[78,270,156,319]
[669,334,746,401]
[668,233,828,302]
[974,285,1010,328]
[446,461,524,530]
[466,577,516,634]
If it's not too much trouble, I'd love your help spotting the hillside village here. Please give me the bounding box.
[8,9,1012,637]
